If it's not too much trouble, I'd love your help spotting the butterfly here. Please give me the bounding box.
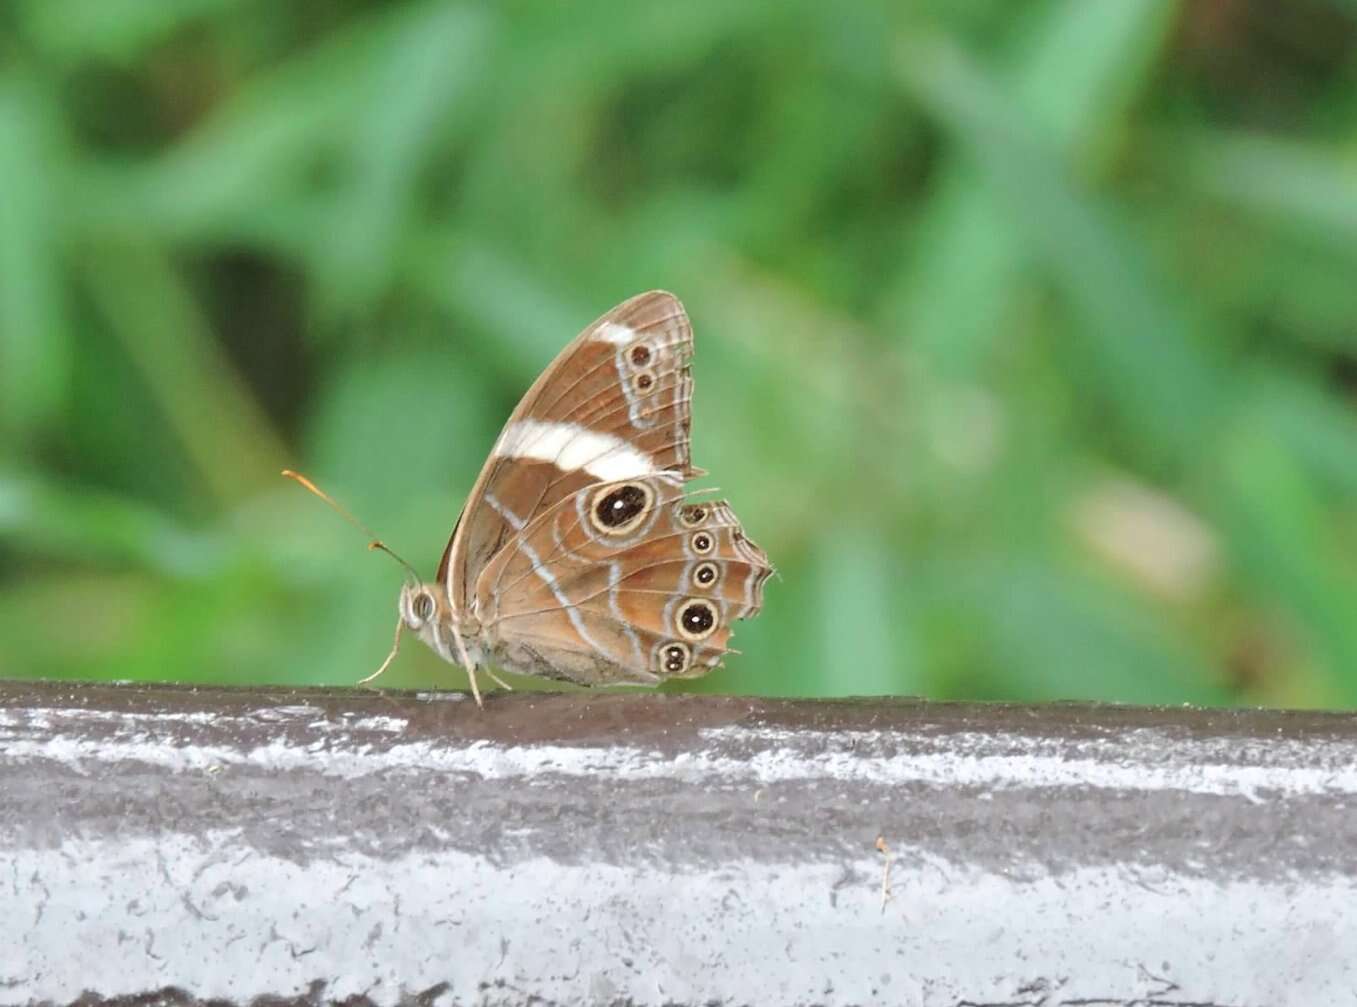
[296,291,773,706]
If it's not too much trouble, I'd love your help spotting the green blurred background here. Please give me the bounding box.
[3,0,1357,707]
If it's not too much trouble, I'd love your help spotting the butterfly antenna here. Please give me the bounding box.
[282,470,421,584]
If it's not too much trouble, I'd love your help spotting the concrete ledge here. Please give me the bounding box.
[2,680,1354,1005]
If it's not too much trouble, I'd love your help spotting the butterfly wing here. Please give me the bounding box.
[439,291,698,613]
[473,473,772,685]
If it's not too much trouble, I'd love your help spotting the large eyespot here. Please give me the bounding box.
[412,591,434,623]
[675,599,718,641]
[678,504,708,528]
[692,561,720,589]
[630,344,652,366]
[690,531,715,556]
[631,369,657,395]
[589,481,654,536]
[657,641,691,674]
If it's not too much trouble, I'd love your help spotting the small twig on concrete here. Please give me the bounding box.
[875,834,894,914]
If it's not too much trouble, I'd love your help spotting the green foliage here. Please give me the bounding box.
[3,0,1356,706]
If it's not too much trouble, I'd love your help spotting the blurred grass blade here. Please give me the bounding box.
[0,467,223,575]
[1017,0,1177,157]
[0,80,70,440]
[80,5,420,240]
[19,0,244,64]
[977,557,1227,704]
[79,242,287,507]
[895,29,1223,465]
[413,236,585,372]
[1177,131,1357,252]
[318,3,493,318]
[890,0,1178,376]
[1261,375,1357,499]
[816,532,918,697]
[1216,404,1357,705]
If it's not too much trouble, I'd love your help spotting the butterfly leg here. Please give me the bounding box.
[358,612,404,686]
[485,667,513,692]
[449,622,484,709]
[464,665,484,708]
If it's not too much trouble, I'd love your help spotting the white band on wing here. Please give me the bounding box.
[593,322,636,345]
[492,419,656,482]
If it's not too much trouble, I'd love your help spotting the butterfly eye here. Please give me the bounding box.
[631,369,656,394]
[630,344,652,366]
[589,481,654,536]
[690,531,715,555]
[414,593,435,621]
[693,561,720,589]
[675,599,718,641]
[658,642,691,674]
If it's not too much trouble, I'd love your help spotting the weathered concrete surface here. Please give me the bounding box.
[1,680,1355,1005]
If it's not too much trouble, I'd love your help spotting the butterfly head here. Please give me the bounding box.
[398,582,442,633]
[396,581,481,673]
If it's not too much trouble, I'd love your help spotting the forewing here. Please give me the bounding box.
[439,291,696,611]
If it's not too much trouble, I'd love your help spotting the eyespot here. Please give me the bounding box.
[414,592,434,622]
[658,641,691,674]
[678,504,708,528]
[692,561,720,589]
[690,531,715,555]
[630,344,652,366]
[675,598,718,641]
[589,481,654,536]
[631,369,656,394]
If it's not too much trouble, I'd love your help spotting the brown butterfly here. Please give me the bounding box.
[297,291,772,706]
